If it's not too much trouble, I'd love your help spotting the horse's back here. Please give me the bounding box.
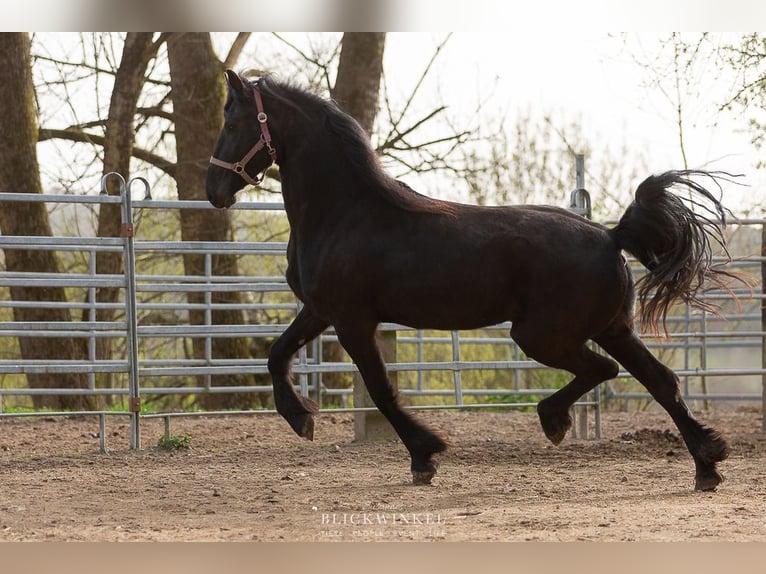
[332,202,630,332]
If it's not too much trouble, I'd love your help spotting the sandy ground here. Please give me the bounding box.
[0,408,764,542]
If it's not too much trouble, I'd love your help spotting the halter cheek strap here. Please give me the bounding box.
[209,86,277,186]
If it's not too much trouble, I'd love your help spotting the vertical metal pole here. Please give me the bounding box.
[570,407,578,439]
[87,249,97,392]
[416,329,424,392]
[204,252,213,392]
[99,414,107,454]
[762,225,766,433]
[451,331,463,406]
[122,176,147,450]
[701,310,709,411]
[354,326,397,441]
[573,154,592,439]
[101,173,133,446]
[313,336,322,406]
[575,154,585,191]
[570,154,591,220]
[594,384,602,439]
[298,341,309,397]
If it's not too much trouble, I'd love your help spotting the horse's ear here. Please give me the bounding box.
[224,69,248,99]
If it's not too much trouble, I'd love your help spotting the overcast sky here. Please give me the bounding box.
[389,34,758,175]
[373,32,763,213]
[28,30,764,215]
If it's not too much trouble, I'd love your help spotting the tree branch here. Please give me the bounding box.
[377,106,447,151]
[38,127,176,177]
[137,105,174,122]
[224,33,251,68]
[381,33,452,146]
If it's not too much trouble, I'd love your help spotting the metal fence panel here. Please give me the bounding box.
[1,178,763,448]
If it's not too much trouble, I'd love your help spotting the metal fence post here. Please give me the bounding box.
[762,224,766,433]
[569,154,596,439]
[353,329,398,441]
[451,331,464,406]
[111,175,145,449]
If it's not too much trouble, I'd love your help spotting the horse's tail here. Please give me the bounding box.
[610,169,741,335]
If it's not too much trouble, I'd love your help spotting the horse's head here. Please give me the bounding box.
[206,69,277,209]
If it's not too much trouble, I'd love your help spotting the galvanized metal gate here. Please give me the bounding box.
[0,170,763,450]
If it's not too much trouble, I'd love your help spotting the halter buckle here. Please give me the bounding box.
[257,112,268,123]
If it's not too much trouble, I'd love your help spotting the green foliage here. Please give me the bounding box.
[157,433,191,451]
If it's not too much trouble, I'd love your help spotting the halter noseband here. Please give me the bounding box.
[209,85,277,186]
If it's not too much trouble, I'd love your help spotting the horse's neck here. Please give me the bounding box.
[279,144,373,231]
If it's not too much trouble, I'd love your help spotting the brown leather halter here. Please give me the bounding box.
[209,85,277,186]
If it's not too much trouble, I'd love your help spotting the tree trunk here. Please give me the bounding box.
[167,33,258,409]
[329,34,391,432]
[0,33,90,409]
[330,33,386,136]
[85,32,157,401]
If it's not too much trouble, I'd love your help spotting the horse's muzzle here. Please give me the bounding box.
[206,188,236,209]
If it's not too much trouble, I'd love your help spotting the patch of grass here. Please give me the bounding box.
[157,433,191,451]
[0,405,54,414]
[0,403,161,415]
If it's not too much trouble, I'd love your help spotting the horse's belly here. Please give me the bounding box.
[377,281,516,330]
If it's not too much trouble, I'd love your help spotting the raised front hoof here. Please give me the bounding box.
[695,469,724,492]
[285,411,315,441]
[537,402,571,446]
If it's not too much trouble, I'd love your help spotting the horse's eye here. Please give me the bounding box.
[224,122,236,132]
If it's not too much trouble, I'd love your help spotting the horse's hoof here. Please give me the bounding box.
[412,470,436,485]
[286,411,315,441]
[537,399,572,446]
[537,403,571,446]
[695,469,723,492]
[545,429,567,446]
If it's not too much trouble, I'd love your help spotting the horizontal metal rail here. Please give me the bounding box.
[1,186,764,448]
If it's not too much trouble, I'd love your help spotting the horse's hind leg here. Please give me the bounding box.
[334,320,448,485]
[511,323,619,445]
[535,348,619,445]
[267,307,329,440]
[595,328,729,491]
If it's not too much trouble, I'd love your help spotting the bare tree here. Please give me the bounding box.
[622,33,745,173]
[27,33,261,409]
[331,33,386,135]
[327,33,391,430]
[87,33,160,397]
[0,33,90,409]
[167,32,258,409]
[719,33,766,168]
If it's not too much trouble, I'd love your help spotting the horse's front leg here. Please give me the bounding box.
[267,307,329,440]
[334,320,449,485]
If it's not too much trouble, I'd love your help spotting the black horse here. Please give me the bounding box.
[206,70,739,491]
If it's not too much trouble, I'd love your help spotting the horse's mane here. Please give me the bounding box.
[256,76,455,216]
